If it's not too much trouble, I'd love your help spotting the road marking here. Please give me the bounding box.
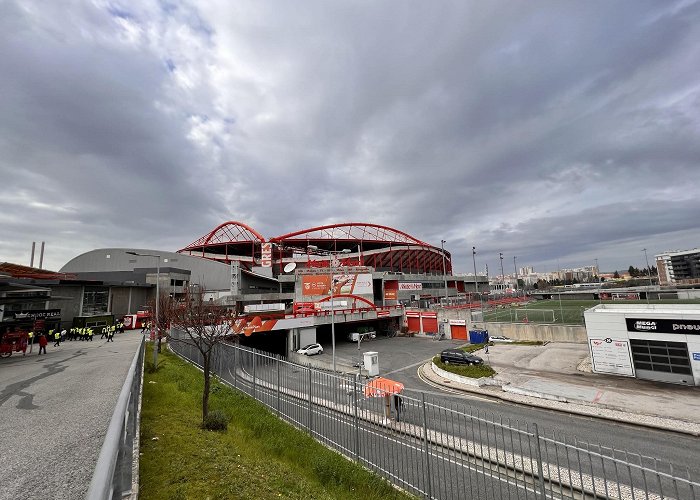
[381,357,434,377]
[416,366,497,403]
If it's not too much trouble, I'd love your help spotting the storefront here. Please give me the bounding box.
[584,304,700,386]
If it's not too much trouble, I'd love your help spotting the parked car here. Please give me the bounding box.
[440,349,484,365]
[489,335,513,343]
[297,343,323,356]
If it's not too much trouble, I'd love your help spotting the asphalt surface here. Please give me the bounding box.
[0,333,143,500]
[329,336,700,479]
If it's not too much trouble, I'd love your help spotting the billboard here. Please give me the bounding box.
[589,338,634,376]
[625,318,700,335]
[301,273,373,296]
[261,242,272,268]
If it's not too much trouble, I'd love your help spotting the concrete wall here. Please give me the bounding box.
[110,287,151,316]
[477,321,587,343]
[48,285,83,329]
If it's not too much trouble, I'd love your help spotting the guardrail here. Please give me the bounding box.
[170,333,699,500]
[85,336,145,500]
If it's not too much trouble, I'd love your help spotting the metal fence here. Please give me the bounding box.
[86,337,145,500]
[170,335,698,500]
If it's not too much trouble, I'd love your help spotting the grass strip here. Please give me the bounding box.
[139,345,414,500]
[432,355,497,378]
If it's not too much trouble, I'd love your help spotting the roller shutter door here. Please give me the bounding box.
[451,324,467,340]
[422,317,438,333]
[407,317,421,333]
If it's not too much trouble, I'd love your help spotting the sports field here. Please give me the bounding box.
[482,298,700,325]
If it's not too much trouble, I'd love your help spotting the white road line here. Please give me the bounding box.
[417,366,497,403]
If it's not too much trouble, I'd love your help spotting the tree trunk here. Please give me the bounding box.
[202,354,210,423]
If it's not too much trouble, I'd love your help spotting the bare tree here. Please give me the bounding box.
[166,287,232,424]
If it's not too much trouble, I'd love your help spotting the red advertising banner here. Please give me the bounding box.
[384,280,398,300]
[384,289,397,300]
[302,275,331,296]
[261,242,272,268]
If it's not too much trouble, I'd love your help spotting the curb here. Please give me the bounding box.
[419,363,700,437]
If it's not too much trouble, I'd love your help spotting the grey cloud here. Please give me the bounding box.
[1,0,699,275]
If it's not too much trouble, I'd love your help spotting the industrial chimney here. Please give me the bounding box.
[39,241,45,270]
[30,242,36,267]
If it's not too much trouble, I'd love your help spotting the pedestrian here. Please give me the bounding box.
[38,334,48,355]
[394,393,404,422]
[484,343,489,354]
[61,328,67,341]
[53,330,61,347]
[88,327,94,341]
[100,326,106,339]
[107,328,114,342]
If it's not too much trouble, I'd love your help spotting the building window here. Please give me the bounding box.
[82,287,109,316]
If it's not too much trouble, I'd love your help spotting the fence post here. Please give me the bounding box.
[252,349,256,400]
[308,368,313,436]
[421,392,432,500]
[276,355,281,415]
[353,377,359,461]
[532,423,548,500]
[232,345,237,387]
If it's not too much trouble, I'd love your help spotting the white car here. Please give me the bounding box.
[297,343,324,356]
[489,335,513,343]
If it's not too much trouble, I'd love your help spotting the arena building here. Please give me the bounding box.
[60,221,488,355]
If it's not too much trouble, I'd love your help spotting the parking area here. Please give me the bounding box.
[483,342,588,375]
[331,335,465,376]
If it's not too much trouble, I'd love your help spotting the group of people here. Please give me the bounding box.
[31,320,126,354]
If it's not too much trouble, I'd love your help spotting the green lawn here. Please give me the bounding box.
[432,355,496,378]
[139,345,414,500]
[483,298,700,325]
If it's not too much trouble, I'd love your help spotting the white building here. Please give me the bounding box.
[584,304,700,386]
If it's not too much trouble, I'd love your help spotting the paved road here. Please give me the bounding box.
[0,334,143,500]
[330,336,700,479]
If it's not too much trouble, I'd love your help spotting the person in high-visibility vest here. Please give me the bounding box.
[87,327,94,341]
[53,330,61,347]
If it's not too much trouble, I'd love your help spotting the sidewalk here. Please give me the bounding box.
[420,346,700,436]
[0,333,144,500]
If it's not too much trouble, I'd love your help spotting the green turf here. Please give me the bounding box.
[139,345,414,500]
[483,298,700,325]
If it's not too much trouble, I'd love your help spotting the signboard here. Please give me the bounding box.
[589,338,634,376]
[449,319,466,326]
[399,283,423,291]
[692,353,700,361]
[384,289,397,300]
[230,261,240,295]
[261,242,272,268]
[11,309,61,320]
[625,318,700,335]
[301,273,373,296]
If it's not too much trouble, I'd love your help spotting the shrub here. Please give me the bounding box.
[202,409,229,431]
[433,356,497,378]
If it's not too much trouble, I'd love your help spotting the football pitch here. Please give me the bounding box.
[482,298,700,325]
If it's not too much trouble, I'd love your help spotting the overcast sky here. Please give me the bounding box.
[2,1,699,276]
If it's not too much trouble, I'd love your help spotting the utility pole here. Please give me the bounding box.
[513,256,518,293]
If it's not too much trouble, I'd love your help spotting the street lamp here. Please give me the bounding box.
[472,246,478,295]
[513,256,518,293]
[441,240,448,304]
[308,245,350,374]
[126,251,161,368]
[643,248,652,303]
[499,252,505,295]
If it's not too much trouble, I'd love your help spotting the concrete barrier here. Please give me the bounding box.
[431,362,499,387]
[479,322,587,343]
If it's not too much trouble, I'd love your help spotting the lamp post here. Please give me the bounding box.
[643,248,652,304]
[472,246,478,295]
[499,252,505,295]
[513,256,518,293]
[308,245,349,374]
[441,240,448,304]
[126,251,161,368]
